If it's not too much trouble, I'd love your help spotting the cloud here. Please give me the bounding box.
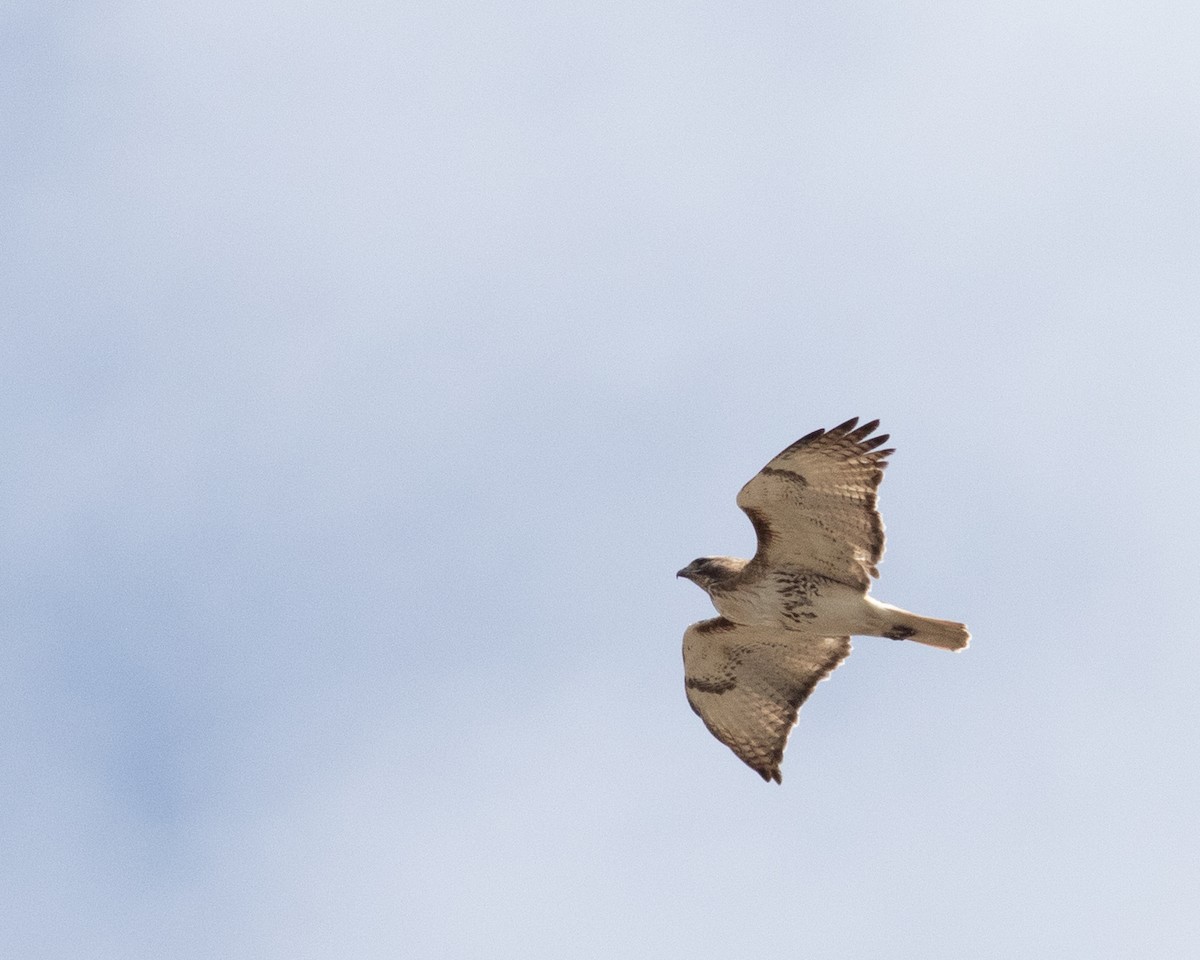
[4,1,1200,957]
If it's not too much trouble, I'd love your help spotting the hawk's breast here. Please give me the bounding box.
[712,568,869,633]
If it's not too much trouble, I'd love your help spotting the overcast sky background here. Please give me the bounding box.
[4,1,1200,957]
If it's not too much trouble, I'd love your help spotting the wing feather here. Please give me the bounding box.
[736,417,893,590]
[682,618,850,783]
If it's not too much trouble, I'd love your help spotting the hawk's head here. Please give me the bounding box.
[676,556,746,592]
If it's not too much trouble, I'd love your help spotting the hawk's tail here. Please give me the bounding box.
[878,608,970,651]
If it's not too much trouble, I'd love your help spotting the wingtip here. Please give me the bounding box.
[848,419,881,441]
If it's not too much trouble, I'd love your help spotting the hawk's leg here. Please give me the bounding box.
[883,624,916,641]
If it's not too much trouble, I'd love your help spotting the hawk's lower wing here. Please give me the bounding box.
[683,618,850,783]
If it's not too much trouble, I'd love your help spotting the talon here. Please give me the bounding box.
[884,625,916,641]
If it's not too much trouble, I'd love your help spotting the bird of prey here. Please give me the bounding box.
[677,417,968,783]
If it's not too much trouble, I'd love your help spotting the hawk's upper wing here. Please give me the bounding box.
[683,617,850,783]
[736,417,894,591]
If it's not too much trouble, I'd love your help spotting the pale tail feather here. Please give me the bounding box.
[879,608,970,651]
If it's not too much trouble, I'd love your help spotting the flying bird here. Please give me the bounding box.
[678,417,968,783]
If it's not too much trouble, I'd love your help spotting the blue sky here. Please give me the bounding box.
[4,1,1199,957]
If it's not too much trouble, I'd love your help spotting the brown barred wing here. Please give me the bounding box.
[682,618,851,783]
[736,417,894,591]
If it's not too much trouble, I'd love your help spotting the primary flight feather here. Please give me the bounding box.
[678,418,968,783]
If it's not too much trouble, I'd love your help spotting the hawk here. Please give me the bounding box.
[678,418,968,783]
